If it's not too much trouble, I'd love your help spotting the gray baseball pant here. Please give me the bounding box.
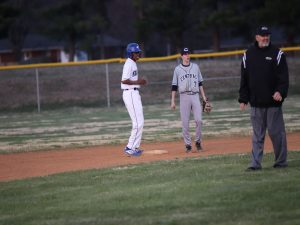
[250,107,288,168]
[179,93,202,146]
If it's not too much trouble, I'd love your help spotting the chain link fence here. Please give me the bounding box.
[0,51,299,112]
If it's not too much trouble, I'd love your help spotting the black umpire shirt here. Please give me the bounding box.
[239,42,289,108]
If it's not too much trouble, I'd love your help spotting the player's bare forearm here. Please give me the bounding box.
[171,91,176,110]
[199,86,207,101]
[121,78,147,85]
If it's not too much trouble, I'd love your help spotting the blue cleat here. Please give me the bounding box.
[124,147,142,156]
[135,148,144,154]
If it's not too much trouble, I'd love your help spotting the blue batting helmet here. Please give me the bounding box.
[126,43,142,58]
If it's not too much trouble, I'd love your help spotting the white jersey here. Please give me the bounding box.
[121,58,140,90]
[172,62,203,93]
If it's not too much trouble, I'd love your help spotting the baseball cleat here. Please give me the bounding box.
[195,141,202,151]
[185,145,192,153]
[135,148,144,154]
[124,147,142,157]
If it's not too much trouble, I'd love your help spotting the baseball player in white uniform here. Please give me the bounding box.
[121,43,147,156]
[171,47,208,152]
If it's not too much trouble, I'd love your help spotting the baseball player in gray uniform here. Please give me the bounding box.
[171,47,208,152]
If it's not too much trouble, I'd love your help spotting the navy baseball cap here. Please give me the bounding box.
[256,26,271,36]
[181,47,190,55]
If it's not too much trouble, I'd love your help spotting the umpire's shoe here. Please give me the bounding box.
[185,145,192,153]
[245,166,262,172]
[195,141,202,151]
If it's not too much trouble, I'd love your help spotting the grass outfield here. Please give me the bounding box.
[0,95,300,153]
[0,151,299,225]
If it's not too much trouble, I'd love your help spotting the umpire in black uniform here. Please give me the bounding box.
[238,25,289,171]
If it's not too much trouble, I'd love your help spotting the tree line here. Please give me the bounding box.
[0,0,299,62]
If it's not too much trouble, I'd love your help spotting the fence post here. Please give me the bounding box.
[105,63,111,108]
[35,68,41,113]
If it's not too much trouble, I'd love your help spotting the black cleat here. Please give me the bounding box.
[195,141,202,151]
[185,145,192,153]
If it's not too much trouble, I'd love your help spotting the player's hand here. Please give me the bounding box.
[202,99,212,113]
[171,102,176,110]
[139,78,147,85]
[272,91,282,102]
[240,103,247,111]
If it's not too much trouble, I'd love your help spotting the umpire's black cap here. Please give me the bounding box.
[256,26,271,36]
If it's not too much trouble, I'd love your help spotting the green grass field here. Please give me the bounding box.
[0,152,299,225]
[0,96,299,224]
[0,95,300,153]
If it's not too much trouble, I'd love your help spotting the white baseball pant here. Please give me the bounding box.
[123,89,144,149]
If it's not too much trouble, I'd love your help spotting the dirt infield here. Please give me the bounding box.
[0,132,299,182]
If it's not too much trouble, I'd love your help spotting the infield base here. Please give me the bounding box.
[144,150,169,155]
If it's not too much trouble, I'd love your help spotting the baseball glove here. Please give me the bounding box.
[202,98,212,113]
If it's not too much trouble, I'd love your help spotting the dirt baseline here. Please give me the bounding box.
[0,132,299,182]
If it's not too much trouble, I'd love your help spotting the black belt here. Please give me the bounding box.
[181,92,198,95]
[124,88,139,91]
